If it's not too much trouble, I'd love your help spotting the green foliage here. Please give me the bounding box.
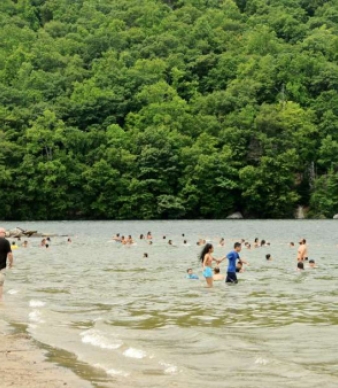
[0,0,337,219]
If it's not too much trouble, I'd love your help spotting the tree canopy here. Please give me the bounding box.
[1,0,338,219]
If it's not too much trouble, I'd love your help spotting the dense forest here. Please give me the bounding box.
[1,0,338,219]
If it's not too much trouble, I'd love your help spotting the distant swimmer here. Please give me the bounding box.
[309,259,317,268]
[297,262,304,271]
[297,239,308,261]
[213,267,225,281]
[199,243,224,288]
[0,228,13,301]
[11,241,18,250]
[40,238,46,247]
[143,253,148,258]
[147,231,152,240]
[260,240,266,247]
[289,242,295,247]
[186,268,199,280]
[139,234,144,240]
[236,257,248,272]
[112,233,121,242]
[254,238,260,248]
[219,238,225,247]
[22,240,28,248]
[218,242,242,284]
[266,254,273,261]
[67,238,72,243]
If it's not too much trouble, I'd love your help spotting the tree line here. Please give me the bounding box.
[1,0,338,219]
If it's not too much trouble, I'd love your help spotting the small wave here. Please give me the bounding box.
[80,329,123,350]
[29,300,46,308]
[159,362,178,374]
[123,347,147,359]
[107,368,130,377]
[7,289,18,295]
[94,364,130,377]
[29,310,45,323]
[255,357,268,365]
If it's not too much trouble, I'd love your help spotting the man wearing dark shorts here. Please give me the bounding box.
[0,228,13,300]
[225,242,242,284]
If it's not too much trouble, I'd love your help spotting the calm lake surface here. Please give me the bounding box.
[2,220,338,388]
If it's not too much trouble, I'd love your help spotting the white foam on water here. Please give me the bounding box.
[123,347,147,359]
[159,362,178,374]
[80,329,123,350]
[7,289,18,295]
[107,368,130,377]
[255,357,269,365]
[29,300,46,308]
[94,364,130,377]
[29,310,45,323]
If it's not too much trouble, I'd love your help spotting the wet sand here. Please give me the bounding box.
[0,322,92,388]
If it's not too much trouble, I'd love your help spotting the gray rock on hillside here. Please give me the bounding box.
[227,212,243,219]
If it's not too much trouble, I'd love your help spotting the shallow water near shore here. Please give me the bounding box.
[2,220,338,388]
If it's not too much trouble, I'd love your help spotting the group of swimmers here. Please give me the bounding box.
[8,236,72,249]
[188,237,317,288]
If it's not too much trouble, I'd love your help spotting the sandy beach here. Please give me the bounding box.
[0,321,92,388]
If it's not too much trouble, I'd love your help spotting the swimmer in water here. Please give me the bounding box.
[22,241,28,248]
[199,243,225,288]
[213,267,225,281]
[147,231,152,240]
[112,233,121,242]
[260,239,266,247]
[297,239,308,261]
[219,238,225,247]
[308,259,317,268]
[218,242,242,284]
[297,261,304,271]
[266,254,272,261]
[254,238,259,248]
[186,268,199,280]
[289,242,294,247]
[143,253,148,258]
[11,241,18,250]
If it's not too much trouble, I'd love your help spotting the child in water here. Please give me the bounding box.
[186,269,199,280]
[213,267,225,281]
[199,243,225,288]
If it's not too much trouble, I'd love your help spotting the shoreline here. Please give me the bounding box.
[0,320,92,388]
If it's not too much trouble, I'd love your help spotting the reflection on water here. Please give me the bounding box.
[2,220,338,388]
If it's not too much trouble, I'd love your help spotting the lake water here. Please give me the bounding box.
[1,220,338,388]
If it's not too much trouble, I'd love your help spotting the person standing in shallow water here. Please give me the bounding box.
[0,228,13,301]
[218,242,242,284]
[199,243,224,288]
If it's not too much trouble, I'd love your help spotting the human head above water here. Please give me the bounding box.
[199,243,214,262]
[234,242,241,252]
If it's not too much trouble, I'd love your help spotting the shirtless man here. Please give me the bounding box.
[297,239,308,262]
